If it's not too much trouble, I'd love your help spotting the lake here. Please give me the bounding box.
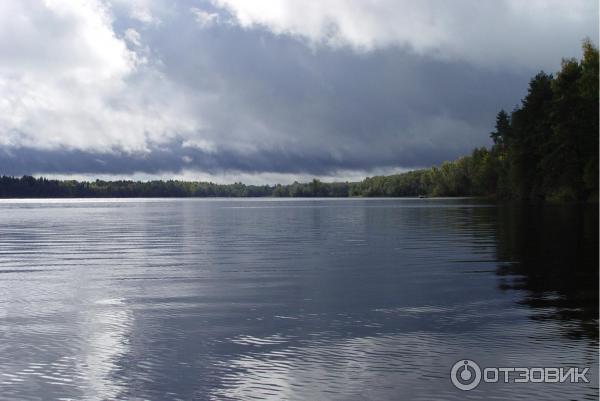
[0,198,597,400]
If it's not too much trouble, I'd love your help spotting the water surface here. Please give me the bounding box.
[0,198,597,400]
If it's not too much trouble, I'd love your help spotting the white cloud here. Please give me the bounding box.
[190,7,220,27]
[211,0,597,69]
[0,0,199,153]
[124,28,142,47]
[127,0,159,24]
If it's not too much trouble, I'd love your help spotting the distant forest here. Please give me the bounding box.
[1,41,597,201]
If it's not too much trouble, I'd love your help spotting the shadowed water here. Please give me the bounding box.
[0,198,597,400]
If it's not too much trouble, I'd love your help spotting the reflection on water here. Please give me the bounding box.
[494,204,599,342]
[0,198,597,400]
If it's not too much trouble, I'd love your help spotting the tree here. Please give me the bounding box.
[490,109,511,146]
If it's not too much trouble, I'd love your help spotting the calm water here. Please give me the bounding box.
[0,198,597,400]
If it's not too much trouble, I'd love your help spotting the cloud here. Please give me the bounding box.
[120,0,160,24]
[123,28,142,47]
[211,0,597,70]
[0,0,199,154]
[0,0,596,180]
[190,7,220,27]
[0,122,490,178]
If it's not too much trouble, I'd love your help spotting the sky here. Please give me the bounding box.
[0,0,597,184]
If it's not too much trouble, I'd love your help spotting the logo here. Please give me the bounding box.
[450,359,590,391]
[451,359,482,390]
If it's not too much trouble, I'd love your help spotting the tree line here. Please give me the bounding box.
[353,40,598,202]
[0,41,597,201]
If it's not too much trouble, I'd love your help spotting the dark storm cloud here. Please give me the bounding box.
[0,141,458,176]
[136,7,531,171]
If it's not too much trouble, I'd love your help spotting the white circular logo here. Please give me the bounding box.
[451,359,482,391]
